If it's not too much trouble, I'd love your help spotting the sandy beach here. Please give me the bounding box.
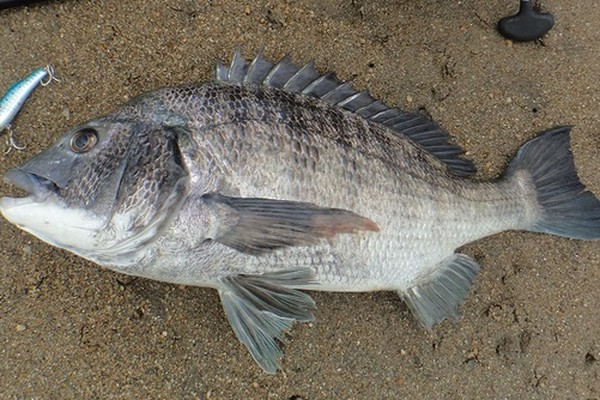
[0,1,599,398]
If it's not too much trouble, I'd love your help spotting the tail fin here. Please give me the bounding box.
[506,126,600,240]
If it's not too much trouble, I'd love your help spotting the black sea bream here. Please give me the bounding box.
[2,50,599,373]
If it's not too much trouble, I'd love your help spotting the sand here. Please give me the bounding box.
[0,0,599,398]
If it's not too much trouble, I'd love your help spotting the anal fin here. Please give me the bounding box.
[400,254,480,329]
[218,268,316,374]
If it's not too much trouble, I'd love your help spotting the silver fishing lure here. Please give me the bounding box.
[0,65,56,152]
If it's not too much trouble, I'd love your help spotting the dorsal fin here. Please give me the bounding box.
[215,49,476,176]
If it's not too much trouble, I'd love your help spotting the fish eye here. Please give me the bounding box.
[70,129,98,153]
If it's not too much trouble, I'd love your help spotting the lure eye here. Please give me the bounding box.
[70,129,98,153]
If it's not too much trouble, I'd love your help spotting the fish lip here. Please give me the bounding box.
[3,168,58,201]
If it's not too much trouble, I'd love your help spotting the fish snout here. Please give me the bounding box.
[4,168,57,201]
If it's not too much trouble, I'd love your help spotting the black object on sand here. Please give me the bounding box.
[0,0,48,9]
[498,0,555,42]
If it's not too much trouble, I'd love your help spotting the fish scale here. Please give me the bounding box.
[1,50,599,374]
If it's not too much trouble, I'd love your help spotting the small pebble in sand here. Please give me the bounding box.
[16,324,26,332]
[22,244,32,257]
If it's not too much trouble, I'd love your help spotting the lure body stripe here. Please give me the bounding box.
[0,67,50,131]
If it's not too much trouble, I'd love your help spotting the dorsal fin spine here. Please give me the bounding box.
[302,72,334,95]
[228,48,247,82]
[244,55,260,84]
[263,56,286,85]
[337,91,370,108]
[371,109,399,123]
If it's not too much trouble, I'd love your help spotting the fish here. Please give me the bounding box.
[0,65,56,152]
[1,49,600,373]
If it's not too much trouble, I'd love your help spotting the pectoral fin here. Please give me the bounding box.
[400,253,480,329]
[218,268,316,373]
[203,193,379,255]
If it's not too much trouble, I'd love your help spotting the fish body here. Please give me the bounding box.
[1,51,599,373]
[110,83,519,290]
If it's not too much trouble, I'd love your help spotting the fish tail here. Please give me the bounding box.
[506,126,600,239]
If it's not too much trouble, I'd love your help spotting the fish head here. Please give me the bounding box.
[0,116,189,265]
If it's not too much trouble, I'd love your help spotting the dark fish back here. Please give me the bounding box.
[214,49,475,176]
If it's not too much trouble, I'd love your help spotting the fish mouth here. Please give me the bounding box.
[0,167,109,257]
[3,168,59,202]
